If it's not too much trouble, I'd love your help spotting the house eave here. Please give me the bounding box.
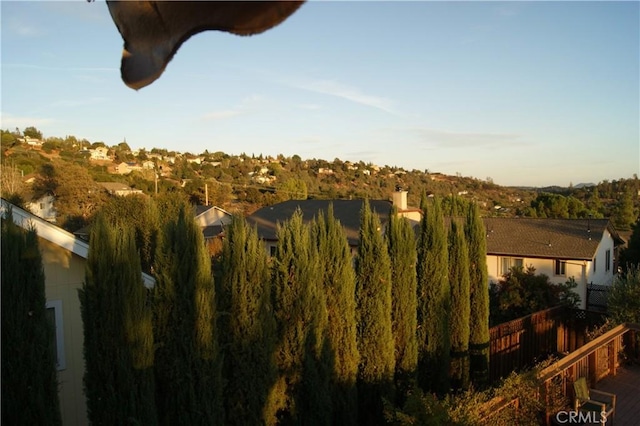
[1,199,155,288]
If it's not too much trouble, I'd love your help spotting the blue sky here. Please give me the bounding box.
[2,1,638,187]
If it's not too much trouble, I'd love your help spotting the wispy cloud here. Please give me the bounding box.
[0,112,54,128]
[7,19,42,37]
[200,95,266,121]
[201,110,243,121]
[290,79,396,114]
[412,128,525,149]
[50,97,109,108]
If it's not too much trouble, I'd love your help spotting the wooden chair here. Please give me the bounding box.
[573,377,616,425]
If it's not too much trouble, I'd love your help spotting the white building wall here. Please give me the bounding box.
[487,255,590,310]
[587,230,616,286]
[27,195,57,222]
[195,208,232,228]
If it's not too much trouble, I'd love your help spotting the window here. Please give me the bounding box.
[593,257,596,273]
[605,249,611,272]
[554,260,566,276]
[500,257,523,275]
[46,300,66,370]
[269,245,277,257]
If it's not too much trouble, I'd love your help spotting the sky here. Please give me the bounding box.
[1,0,639,187]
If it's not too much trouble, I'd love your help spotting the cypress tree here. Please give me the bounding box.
[80,214,157,425]
[1,209,62,426]
[220,216,277,425]
[465,203,490,388]
[416,195,450,394]
[448,218,471,391]
[312,206,359,425]
[271,209,331,425]
[153,205,223,425]
[355,200,395,425]
[385,207,418,403]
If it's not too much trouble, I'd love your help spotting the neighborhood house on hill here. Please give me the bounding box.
[25,193,57,223]
[89,147,109,161]
[195,204,233,242]
[484,217,624,310]
[1,199,155,426]
[97,182,143,197]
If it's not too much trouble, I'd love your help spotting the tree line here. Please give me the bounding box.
[74,193,490,425]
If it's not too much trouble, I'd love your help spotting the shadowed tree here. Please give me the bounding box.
[80,214,157,425]
[271,209,331,425]
[312,206,359,425]
[99,195,161,274]
[465,203,490,388]
[220,216,277,425]
[356,200,395,425]
[448,218,471,391]
[153,204,223,425]
[386,206,418,404]
[1,209,62,426]
[416,195,450,395]
[33,161,106,231]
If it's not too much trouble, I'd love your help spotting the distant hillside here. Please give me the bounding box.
[2,127,638,231]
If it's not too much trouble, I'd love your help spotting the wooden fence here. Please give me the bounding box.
[537,323,640,425]
[489,306,607,384]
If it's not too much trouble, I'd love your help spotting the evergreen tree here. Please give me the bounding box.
[416,195,450,394]
[385,206,418,403]
[465,203,490,388]
[80,214,157,425]
[355,200,395,425]
[153,205,223,425]
[220,216,277,425]
[614,189,637,231]
[312,206,359,425]
[271,209,331,425]
[99,194,161,274]
[448,218,471,391]
[1,209,62,426]
[620,218,640,269]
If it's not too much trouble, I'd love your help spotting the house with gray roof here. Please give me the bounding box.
[246,189,420,255]
[484,217,624,309]
[247,193,623,309]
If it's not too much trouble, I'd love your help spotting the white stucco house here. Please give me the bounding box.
[89,147,109,161]
[26,193,57,223]
[483,217,624,309]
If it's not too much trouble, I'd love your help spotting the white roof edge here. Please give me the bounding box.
[1,199,155,288]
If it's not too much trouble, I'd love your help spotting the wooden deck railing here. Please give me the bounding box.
[537,323,640,425]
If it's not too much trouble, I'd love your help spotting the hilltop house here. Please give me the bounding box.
[89,147,109,161]
[25,193,57,223]
[484,217,624,309]
[97,182,143,197]
[195,204,233,243]
[1,199,155,426]
[114,162,142,175]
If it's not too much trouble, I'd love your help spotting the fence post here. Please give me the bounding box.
[588,351,597,385]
